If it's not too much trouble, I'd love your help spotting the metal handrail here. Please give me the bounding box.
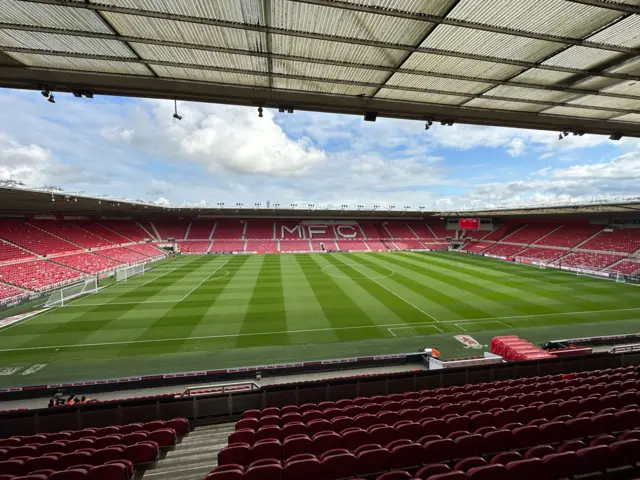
[179,381,261,397]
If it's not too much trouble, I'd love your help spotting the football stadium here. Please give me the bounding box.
[1,1,640,480]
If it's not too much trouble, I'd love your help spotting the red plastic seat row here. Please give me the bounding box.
[234,386,640,435]
[0,418,188,445]
[210,437,640,480]
[239,369,637,421]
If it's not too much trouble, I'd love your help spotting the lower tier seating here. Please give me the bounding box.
[311,241,337,252]
[52,253,122,274]
[393,240,425,250]
[0,282,26,302]
[178,241,212,253]
[366,241,388,252]
[280,242,311,253]
[97,247,148,264]
[0,261,82,291]
[210,241,246,253]
[338,241,369,252]
[514,247,566,262]
[609,260,640,276]
[557,252,625,269]
[246,241,279,253]
[460,243,492,253]
[580,229,640,254]
[126,244,164,257]
[482,244,527,257]
[0,241,36,264]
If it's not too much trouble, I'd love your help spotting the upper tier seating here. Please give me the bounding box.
[394,240,426,250]
[0,282,26,302]
[359,222,387,240]
[609,260,640,276]
[425,223,450,239]
[153,221,189,240]
[501,225,557,244]
[338,241,369,252]
[515,247,566,262]
[0,220,79,255]
[534,224,602,248]
[277,221,304,240]
[580,229,640,254]
[211,241,246,253]
[460,243,492,253]
[311,241,337,252]
[0,240,36,263]
[78,222,132,244]
[422,243,448,250]
[557,252,625,269]
[384,223,419,239]
[0,261,82,291]
[482,244,527,257]
[97,247,148,264]
[97,221,150,242]
[126,244,164,258]
[481,224,521,242]
[213,220,245,240]
[280,241,311,253]
[32,221,113,249]
[0,417,189,478]
[139,222,158,240]
[246,241,279,253]
[407,223,435,240]
[188,220,216,240]
[53,253,123,274]
[178,241,212,253]
[244,221,275,239]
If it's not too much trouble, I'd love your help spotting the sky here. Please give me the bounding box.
[1,87,640,211]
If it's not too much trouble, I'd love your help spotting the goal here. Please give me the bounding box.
[44,278,98,307]
[116,264,146,282]
[576,267,624,283]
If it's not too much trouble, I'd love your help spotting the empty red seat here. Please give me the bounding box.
[48,469,87,480]
[205,469,244,480]
[416,464,451,478]
[575,445,609,475]
[428,473,467,480]
[283,457,322,480]
[282,435,312,460]
[322,452,357,480]
[312,431,340,455]
[87,463,128,480]
[467,463,508,480]
[245,463,281,480]
[251,439,281,464]
[376,471,411,480]
[542,452,578,480]
[147,429,176,448]
[505,458,548,480]
[389,443,422,470]
[123,443,157,465]
[229,429,255,446]
[357,447,390,476]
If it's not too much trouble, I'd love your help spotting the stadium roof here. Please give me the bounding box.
[2,185,640,218]
[2,0,640,138]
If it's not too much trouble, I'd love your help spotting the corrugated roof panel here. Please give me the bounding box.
[131,43,267,72]
[272,59,388,84]
[386,72,493,94]
[607,56,640,75]
[542,106,620,119]
[0,30,134,57]
[586,14,640,48]
[464,97,547,112]
[611,113,640,123]
[542,46,624,70]
[0,0,111,33]
[152,64,269,86]
[421,25,562,62]
[482,85,576,102]
[401,52,523,80]
[94,0,263,24]
[270,0,432,45]
[339,0,456,16]
[273,77,377,96]
[375,88,468,105]
[104,13,266,51]
[509,68,578,86]
[448,0,622,38]
[8,52,151,75]
[570,76,621,92]
[600,80,640,97]
[569,94,640,110]
[270,34,405,67]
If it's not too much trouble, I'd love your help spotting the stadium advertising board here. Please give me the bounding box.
[459,218,480,230]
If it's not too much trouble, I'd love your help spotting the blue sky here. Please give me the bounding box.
[1,87,639,210]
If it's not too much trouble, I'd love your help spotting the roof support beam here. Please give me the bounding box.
[263,0,273,90]
[563,0,640,14]
[4,22,640,85]
[3,51,639,115]
[5,46,640,104]
[3,65,637,137]
[288,0,636,54]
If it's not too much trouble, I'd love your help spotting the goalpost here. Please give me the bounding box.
[576,267,624,283]
[116,264,146,282]
[44,278,98,307]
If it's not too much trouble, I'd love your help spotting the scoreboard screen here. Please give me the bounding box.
[459,218,480,230]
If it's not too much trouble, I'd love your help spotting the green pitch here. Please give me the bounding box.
[0,252,639,387]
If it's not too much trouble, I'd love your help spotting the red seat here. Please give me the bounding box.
[342,429,370,451]
[245,463,282,480]
[218,444,250,466]
[322,452,357,480]
[467,464,508,480]
[87,463,129,480]
[23,456,58,474]
[376,471,411,480]
[307,419,331,436]
[427,473,467,480]
[118,424,143,435]
[91,448,123,465]
[312,431,340,455]
[416,464,451,478]
[282,435,312,460]
[490,451,522,465]
[165,418,189,437]
[121,433,147,446]
[609,439,640,468]
[48,469,88,480]
[453,434,482,459]
[542,452,578,480]
[256,426,282,442]
[123,443,157,465]
[93,436,123,450]
[59,452,91,470]
[453,457,486,472]
[251,439,281,464]
[357,448,390,476]
[369,426,394,446]
[229,429,255,446]
[147,430,176,448]
[423,439,455,464]
[395,423,421,442]
[389,443,422,470]
[505,458,548,480]
[283,457,322,480]
[575,445,609,475]
[524,445,554,460]
[205,469,244,480]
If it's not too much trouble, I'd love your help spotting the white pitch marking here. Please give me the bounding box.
[388,324,444,337]
[333,254,440,323]
[179,261,229,301]
[387,328,397,338]
[455,320,512,332]
[3,306,640,353]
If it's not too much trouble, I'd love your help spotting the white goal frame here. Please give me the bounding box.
[44,278,98,307]
[116,264,146,282]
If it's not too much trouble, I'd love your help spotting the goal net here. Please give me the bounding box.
[116,264,145,282]
[44,278,98,307]
[576,267,624,283]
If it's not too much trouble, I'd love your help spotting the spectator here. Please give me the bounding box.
[66,394,75,405]
[48,399,55,408]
